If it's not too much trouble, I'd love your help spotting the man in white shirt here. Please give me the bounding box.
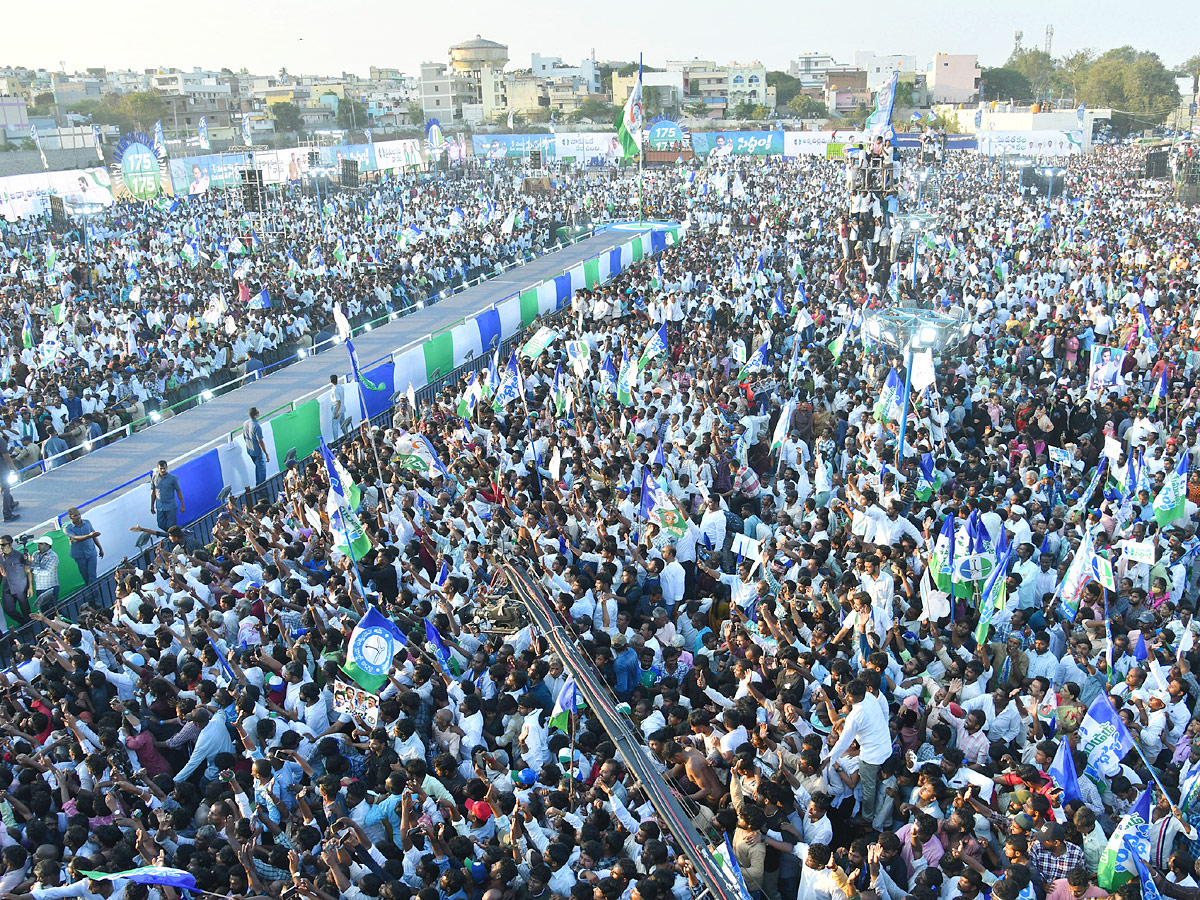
[825,679,891,823]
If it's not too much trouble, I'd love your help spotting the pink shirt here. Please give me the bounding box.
[897,824,944,881]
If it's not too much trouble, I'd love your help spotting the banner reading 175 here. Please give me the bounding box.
[690,131,784,157]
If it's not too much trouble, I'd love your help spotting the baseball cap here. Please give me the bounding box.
[1032,822,1066,843]
[467,799,493,820]
[511,768,537,786]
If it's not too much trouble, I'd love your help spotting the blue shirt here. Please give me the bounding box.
[65,519,98,559]
[153,471,183,511]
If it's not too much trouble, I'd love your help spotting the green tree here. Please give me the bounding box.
[1056,49,1095,101]
[843,102,871,128]
[787,94,826,118]
[32,91,54,113]
[1183,54,1200,94]
[1081,47,1179,120]
[337,97,369,131]
[92,91,167,134]
[643,86,663,118]
[685,101,709,119]
[731,100,756,120]
[407,102,425,126]
[767,71,802,107]
[980,67,1033,102]
[271,101,304,133]
[1006,48,1056,99]
[574,97,618,123]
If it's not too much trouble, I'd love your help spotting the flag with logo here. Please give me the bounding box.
[1078,693,1134,779]
[424,618,459,676]
[771,399,795,453]
[615,56,644,158]
[153,120,167,157]
[1097,786,1151,889]
[491,351,522,411]
[640,473,687,538]
[1153,450,1189,527]
[638,323,668,370]
[876,369,905,423]
[241,114,252,146]
[321,438,371,559]
[91,124,105,161]
[520,326,556,361]
[931,513,956,595]
[864,72,898,135]
[342,607,405,693]
[600,353,618,396]
[737,340,771,381]
[617,348,637,406]
[828,329,846,364]
[393,432,450,478]
[198,117,210,150]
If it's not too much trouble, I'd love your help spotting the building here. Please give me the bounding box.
[612,71,685,116]
[854,52,919,92]
[50,75,103,106]
[823,68,869,117]
[0,96,28,141]
[531,53,600,94]
[788,52,843,89]
[727,62,771,111]
[927,53,981,104]
[419,62,477,121]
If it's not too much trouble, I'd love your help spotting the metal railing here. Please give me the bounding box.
[15,227,603,486]
[6,323,531,651]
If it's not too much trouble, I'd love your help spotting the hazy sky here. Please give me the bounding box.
[7,0,1196,79]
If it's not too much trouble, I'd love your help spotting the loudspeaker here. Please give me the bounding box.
[1146,150,1168,179]
[341,158,359,187]
[48,195,68,231]
[241,168,263,212]
[307,150,318,167]
[529,148,542,169]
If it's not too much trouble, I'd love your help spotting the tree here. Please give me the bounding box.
[32,91,54,113]
[685,101,709,119]
[1006,48,1056,99]
[767,71,802,107]
[787,94,826,119]
[1183,54,1200,95]
[1080,47,1179,120]
[731,100,756,120]
[91,91,167,134]
[843,102,871,128]
[574,97,617,123]
[1056,49,1096,101]
[980,67,1033,102]
[643,86,663,118]
[272,101,304,133]
[407,102,425,126]
[337,97,369,131]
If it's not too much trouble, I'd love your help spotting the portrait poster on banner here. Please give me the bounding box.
[1087,345,1127,399]
[332,680,380,727]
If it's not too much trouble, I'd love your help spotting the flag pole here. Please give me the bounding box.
[345,341,392,514]
[637,53,644,223]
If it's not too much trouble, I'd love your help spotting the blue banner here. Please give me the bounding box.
[690,131,784,157]
[174,448,223,527]
[471,134,557,160]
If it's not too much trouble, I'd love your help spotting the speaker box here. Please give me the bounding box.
[1146,150,1168,179]
[529,148,542,169]
[241,168,263,212]
[307,150,318,167]
[341,158,359,187]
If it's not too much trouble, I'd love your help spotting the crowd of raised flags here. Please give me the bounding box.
[3,138,1200,900]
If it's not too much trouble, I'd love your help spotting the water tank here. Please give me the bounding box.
[450,35,509,74]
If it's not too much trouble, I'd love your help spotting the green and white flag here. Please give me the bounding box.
[616,349,637,406]
[828,330,846,364]
[342,607,405,693]
[393,432,445,475]
[1153,451,1189,527]
[614,61,644,159]
[771,399,794,453]
[1097,787,1151,890]
[549,678,582,732]
[520,326,556,361]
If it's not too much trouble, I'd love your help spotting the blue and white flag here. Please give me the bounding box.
[424,618,455,675]
[865,72,898,135]
[600,353,618,395]
[249,288,270,309]
[29,124,47,169]
[91,124,105,161]
[242,114,252,146]
[1077,103,1086,125]
[198,116,210,150]
[343,607,404,692]
[79,868,196,891]
[1047,731,1083,808]
[1077,693,1134,777]
[490,351,522,411]
[876,368,905,423]
[153,120,167,157]
[639,322,668,368]
[737,340,772,380]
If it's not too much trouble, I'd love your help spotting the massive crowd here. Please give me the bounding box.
[0,165,633,480]
[0,137,1196,900]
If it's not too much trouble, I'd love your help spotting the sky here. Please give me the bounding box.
[6,0,1196,79]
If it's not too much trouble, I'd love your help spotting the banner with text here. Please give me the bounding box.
[691,131,785,158]
[977,130,1084,157]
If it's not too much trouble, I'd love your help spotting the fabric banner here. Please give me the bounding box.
[536,280,558,315]
[519,289,539,327]
[632,237,644,262]
[173,449,223,527]
[977,130,1084,157]
[584,258,600,289]
[393,347,427,399]
[422,332,455,382]
[691,131,784,157]
[474,308,502,355]
[495,295,522,339]
[554,272,573,307]
[271,398,322,464]
[450,320,484,366]
[86,483,152,576]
